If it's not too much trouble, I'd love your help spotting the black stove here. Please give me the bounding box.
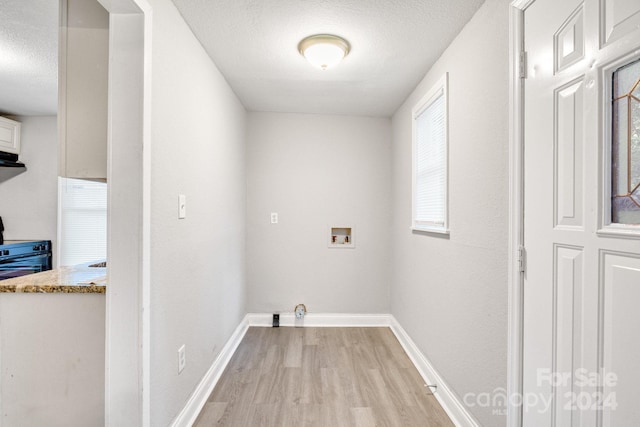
[0,240,53,281]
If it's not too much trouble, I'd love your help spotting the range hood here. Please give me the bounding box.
[0,151,26,181]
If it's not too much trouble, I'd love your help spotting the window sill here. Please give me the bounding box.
[411,226,450,237]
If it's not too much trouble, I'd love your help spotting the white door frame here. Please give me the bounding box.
[507,1,535,427]
[97,0,152,425]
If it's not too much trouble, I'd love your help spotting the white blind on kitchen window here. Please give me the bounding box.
[412,74,448,232]
[58,177,107,266]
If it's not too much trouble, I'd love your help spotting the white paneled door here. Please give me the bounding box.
[523,0,640,426]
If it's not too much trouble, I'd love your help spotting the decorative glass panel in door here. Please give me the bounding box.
[612,58,640,224]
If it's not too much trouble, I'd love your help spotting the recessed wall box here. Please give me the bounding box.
[328,226,354,248]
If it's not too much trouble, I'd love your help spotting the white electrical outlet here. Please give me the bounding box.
[178,195,186,219]
[178,344,186,373]
[270,212,278,224]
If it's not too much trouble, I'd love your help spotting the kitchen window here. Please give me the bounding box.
[57,177,107,266]
[412,73,449,234]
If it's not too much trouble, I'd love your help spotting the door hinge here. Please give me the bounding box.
[519,51,527,79]
[518,245,526,273]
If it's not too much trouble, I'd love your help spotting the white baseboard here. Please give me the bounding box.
[388,317,481,427]
[170,315,249,427]
[171,313,479,427]
[246,312,392,327]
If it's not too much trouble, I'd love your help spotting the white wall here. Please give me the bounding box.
[147,1,246,425]
[246,112,391,314]
[0,294,105,427]
[0,116,58,258]
[390,0,509,425]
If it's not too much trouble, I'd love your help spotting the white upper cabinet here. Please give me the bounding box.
[58,0,108,181]
[0,117,21,155]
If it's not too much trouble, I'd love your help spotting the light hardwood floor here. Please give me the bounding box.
[194,327,454,426]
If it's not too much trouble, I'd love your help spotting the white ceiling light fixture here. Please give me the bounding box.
[298,34,350,70]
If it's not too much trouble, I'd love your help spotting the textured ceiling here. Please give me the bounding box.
[0,0,58,116]
[171,0,485,117]
[0,0,485,118]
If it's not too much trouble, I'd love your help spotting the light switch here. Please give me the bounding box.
[270,212,278,224]
[178,194,186,219]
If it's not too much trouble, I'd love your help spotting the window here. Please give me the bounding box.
[412,73,448,233]
[58,177,107,266]
[611,58,640,225]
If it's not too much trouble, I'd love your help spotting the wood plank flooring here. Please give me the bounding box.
[194,327,454,427]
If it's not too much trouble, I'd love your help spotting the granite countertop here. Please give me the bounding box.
[0,262,106,294]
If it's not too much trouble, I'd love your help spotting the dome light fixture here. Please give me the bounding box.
[298,34,350,70]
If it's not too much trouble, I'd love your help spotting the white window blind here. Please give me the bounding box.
[58,177,107,266]
[412,74,448,233]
